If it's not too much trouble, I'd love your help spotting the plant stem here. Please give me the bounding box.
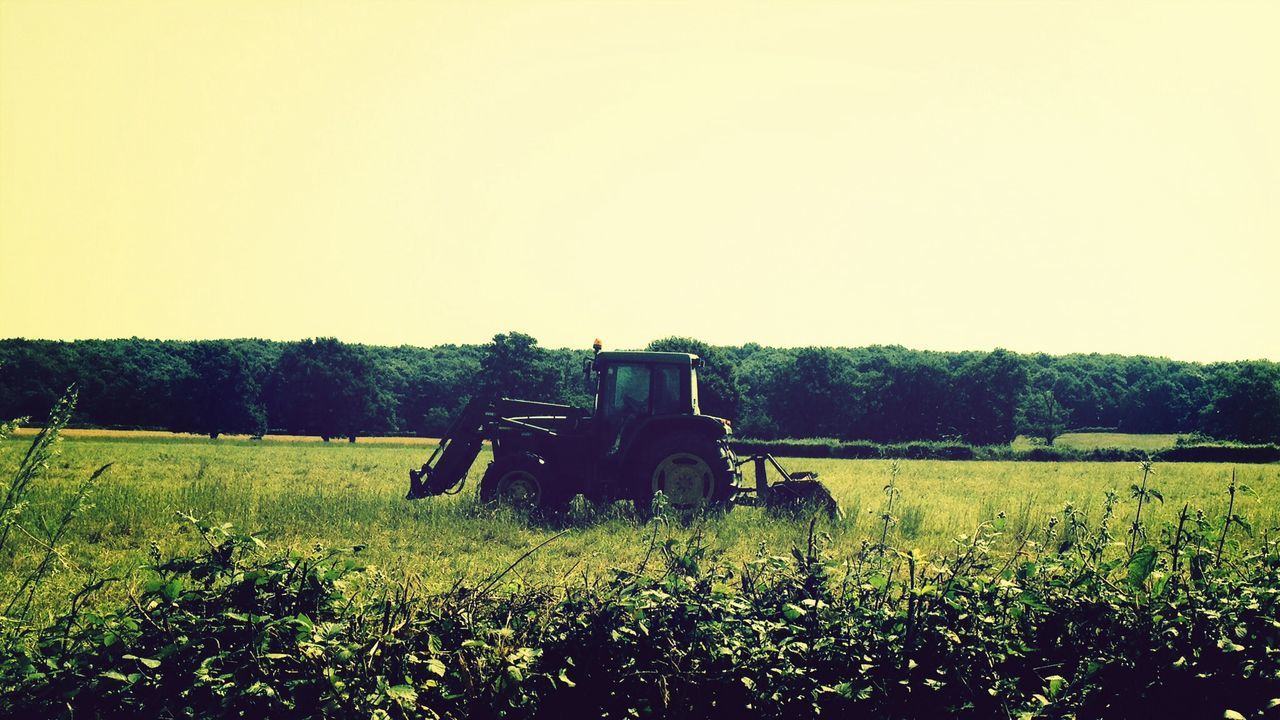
[879,462,899,554]
[1169,503,1189,594]
[1128,460,1153,555]
[1215,468,1237,567]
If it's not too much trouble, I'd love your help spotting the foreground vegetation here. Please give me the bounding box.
[2,418,1277,717]
[5,503,1279,719]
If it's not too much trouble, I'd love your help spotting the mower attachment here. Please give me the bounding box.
[734,454,841,520]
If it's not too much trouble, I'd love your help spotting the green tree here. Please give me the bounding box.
[479,332,559,402]
[953,349,1029,445]
[0,340,77,421]
[846,346,951,442]
[1199,361,1280,443]
[735,346,793,438]
[1016,390,1069,445]
[395,344,484,436]
[764,347,863,439]
[71,339,192,429]
[172,341,268,439]
[645,336,742,421]
[268,338,392,441]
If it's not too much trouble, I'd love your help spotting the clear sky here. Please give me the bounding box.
[1,1,1276,361]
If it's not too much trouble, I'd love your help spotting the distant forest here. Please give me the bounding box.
[1,334,1278,444]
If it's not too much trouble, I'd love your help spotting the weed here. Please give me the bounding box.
[898,503,926,540]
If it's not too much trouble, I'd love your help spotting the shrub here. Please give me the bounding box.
[828,440,881,459]
[733,438,1279,464]
[1156,444,1280,463]
[3,498,1276,720]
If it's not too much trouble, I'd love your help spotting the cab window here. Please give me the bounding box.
[690,366,701,414]
[652,365,682,415]
[602,364,650,419]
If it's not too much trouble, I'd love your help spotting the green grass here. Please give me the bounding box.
[2,435,1276,619]
[1012,432,1184,452]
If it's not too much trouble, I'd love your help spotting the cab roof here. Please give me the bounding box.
[596,351,701,366]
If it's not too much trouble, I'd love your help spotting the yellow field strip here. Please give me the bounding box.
[8,428,444,445]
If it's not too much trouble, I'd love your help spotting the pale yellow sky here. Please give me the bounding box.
[1,1,1276,361]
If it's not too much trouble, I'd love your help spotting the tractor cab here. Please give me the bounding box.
[593,350,701,418]
[587,351,706,464]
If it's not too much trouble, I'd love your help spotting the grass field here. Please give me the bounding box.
[3,432,1277,718]
[1011,432,1184,452]
[8,427,443,445]
[3,433,1275,620]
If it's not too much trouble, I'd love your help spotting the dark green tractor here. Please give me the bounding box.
[408,343,836,518]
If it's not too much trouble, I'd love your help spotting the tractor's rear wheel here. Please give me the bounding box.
[632,435,736,518]
[479,455,567,513]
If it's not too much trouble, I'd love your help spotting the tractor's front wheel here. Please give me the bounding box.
[479,455,567,513]
[632,435,737,518]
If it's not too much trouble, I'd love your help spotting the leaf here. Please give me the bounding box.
[1223,711,1245,720]
[1045,675,1065,698]
[162,579,183,600]
[1016,592,1050,612]
[1127,545,1158,589]
[122,654,161,669]
[1150,572,1170,598]
[558,668,576,688]
[387,684,417,703]
[1148,488,1163,503]
[781,603,807,620]
[1217,638,1245,653]
[426,658,446,677]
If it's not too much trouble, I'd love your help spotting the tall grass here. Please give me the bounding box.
[1,389,112,623]
[1,433,1276,624]
[2,462,1276,719]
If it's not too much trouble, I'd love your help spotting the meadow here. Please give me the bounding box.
[3,430,1278,718]
[2,432,1274,617]
[1010,432,1183,452]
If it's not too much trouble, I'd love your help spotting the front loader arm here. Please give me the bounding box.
[406,397,492,499]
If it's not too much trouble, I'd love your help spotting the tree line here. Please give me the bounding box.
[0,334,1277,444]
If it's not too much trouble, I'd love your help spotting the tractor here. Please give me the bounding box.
[407,341,837,518]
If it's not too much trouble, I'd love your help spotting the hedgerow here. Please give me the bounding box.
[732,437,1280,463]
[2,494,1277,719]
